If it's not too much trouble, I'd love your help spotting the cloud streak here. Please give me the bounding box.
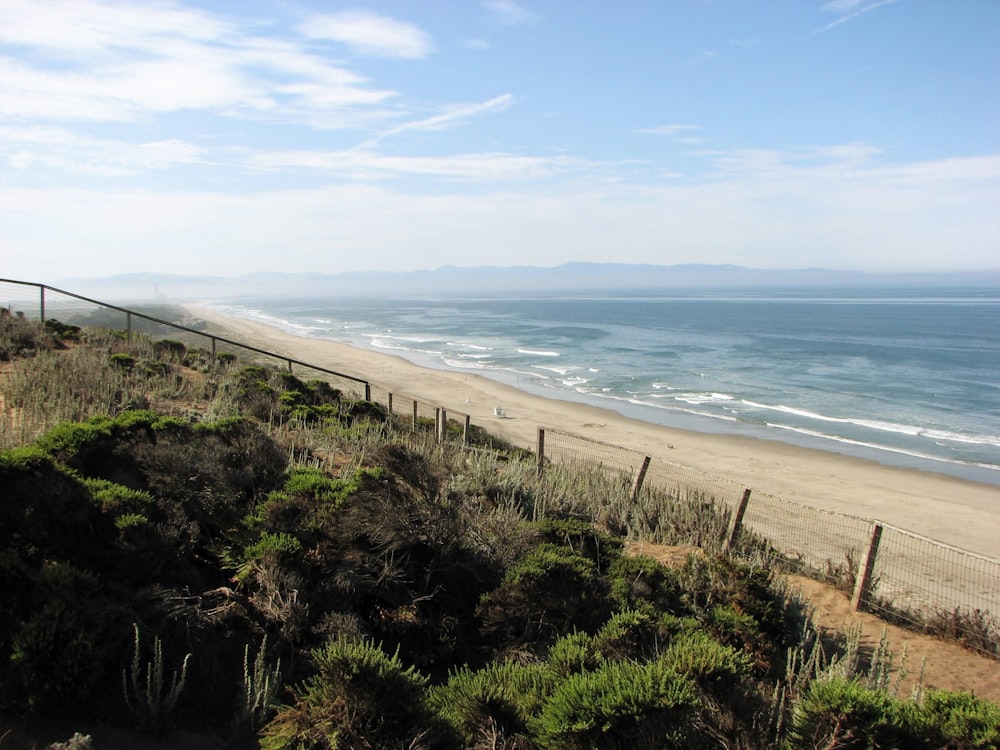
[809,0,902,36]
[0,1,400,127]
[299,11,433,59]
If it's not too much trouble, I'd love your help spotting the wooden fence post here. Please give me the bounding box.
[412,400,418,430]
[724,488,752,552]
[463,414,470,445]
[438,408,447,442]
[387,393,393,413]
[365,383,371,401]
[40,285,45,322]
[126,311,132,343]
[630,456,652,502]
[851,522,883,612]
[536,428,546,477]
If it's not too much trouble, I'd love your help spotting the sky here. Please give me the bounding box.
[2,0,999,281]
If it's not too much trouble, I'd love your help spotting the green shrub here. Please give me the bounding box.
[531,659,697,749]
[241,532,304,578]
[608,554,686,617]
[661,630,753,694]
[114,512,150,531]
[109,352,135,370]
[477,543,613,653]
[7,564,103,717]
[911,689,1000,749]
[592,608,667,663]
[533,517,624,573]
[260,638,436,750]
[429,661,555,746]
[706,604,770,669]
[785,677,909,750]
[84,478,155,514]
[548,631,602,678]
[35,417,114,456]
[152,339,186,360]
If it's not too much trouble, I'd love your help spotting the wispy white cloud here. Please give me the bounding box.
[299,10,433,59]
[359,94,516,147]
[822,0,868,11]
[809,0,902,36]
[0,125,205,176]
[245,149,583,182]
[0,0,400,126]
[483,1,540,26]
[636,124,701,137]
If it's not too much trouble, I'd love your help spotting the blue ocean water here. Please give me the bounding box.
[212,287,1000,486]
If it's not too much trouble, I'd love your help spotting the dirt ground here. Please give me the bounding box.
[629,542,1000,704]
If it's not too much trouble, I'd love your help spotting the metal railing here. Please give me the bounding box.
[0,279,470,444]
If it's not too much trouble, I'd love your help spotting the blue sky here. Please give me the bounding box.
[2,0,998,280]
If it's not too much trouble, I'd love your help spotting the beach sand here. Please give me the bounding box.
[190,305,999,560]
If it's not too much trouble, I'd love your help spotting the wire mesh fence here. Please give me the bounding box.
[540,427,648,478]
[868,526,1000,632]
[536,423,1000,658]
[740,489,873,583]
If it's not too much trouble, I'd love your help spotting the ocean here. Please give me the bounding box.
[211,287,1000,486]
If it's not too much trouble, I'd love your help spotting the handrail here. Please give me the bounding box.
[0,278,368,388]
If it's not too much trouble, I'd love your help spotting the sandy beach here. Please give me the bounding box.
[191,305,1000,560]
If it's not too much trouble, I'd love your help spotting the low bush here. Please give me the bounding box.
[260,638,439,749]
[531,658,697,750]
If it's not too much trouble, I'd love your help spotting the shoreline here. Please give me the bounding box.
[189,304,1000,560]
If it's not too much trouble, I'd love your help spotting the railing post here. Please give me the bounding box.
[536,428,546,477]
[365,383,371,401]
[463,414,470,445]
[211,336,217,366]
[852,522,884,612]
[388,392,394,413]
[126,311,132,343]
[437,408,446,442]
[40,285,45,322]
[630,456,651,502]
[412,400,418,430]
[287,359,293,373]
[724,488,752,552]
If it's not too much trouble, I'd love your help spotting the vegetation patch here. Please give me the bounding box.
[0,312,996,748]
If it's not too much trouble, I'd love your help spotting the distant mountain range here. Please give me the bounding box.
[54,263,1000,302]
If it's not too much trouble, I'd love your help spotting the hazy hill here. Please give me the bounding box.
[54,263,1000,302]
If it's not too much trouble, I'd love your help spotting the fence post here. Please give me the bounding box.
[126,311,132,343]
[438,408,447,442]
[388,393,394,413]
[851,522,883,612]
[287,359,293,373]
[365,383,371,401]
[40,285,45,322]
[724,488,752,552]
[463,414,470,446]
[211,336,217,366]
[412,400,418,430]
[630,456,652,502]
[536,428,546,477]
